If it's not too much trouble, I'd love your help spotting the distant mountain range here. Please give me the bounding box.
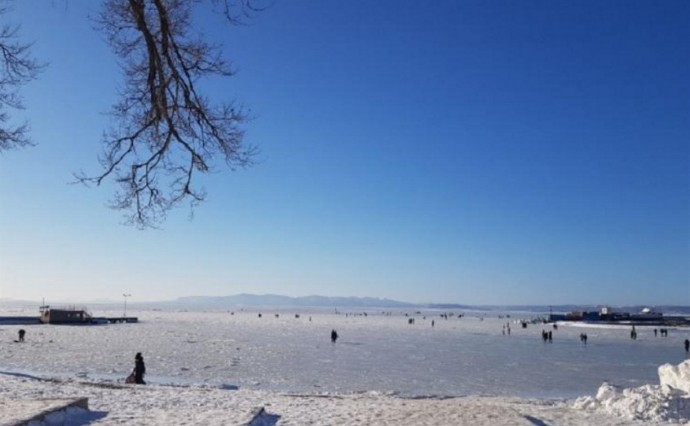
[151,295,690,315]
[170,294,416,308]
[2,294,689,314]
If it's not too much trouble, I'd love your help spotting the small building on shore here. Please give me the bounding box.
[39,305,93,324]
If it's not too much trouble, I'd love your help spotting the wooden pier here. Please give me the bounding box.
[0,316,42,325]
[98,317,139,324]
[0,315,137,325]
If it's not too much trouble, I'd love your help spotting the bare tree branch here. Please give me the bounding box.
[0,0,45,151]
[77,0,255,228]
[210,0,272,24]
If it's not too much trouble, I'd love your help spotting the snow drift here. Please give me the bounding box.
[574,359,690,423]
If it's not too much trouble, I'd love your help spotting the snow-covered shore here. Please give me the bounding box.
[1,371,677,426]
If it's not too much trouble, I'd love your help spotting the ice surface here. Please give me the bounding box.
[1,307,688,399]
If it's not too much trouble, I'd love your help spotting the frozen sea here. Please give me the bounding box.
[1,307,689,400]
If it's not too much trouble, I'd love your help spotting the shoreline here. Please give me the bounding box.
[0,372,650,426]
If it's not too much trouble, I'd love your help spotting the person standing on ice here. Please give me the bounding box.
[17,329,25,342]
[134,352,146,384]
[685,339,689,353]
[331,329,338,344]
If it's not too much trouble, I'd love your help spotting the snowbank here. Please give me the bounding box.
[574,360,690,424]
[660,360,690,394]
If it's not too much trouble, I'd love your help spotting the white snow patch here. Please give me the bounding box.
[660,360,690,394]
[574,360,690,424]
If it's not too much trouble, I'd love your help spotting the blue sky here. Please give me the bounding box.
[0,0,688,305]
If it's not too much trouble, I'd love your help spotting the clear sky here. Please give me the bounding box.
[0,0,688,306]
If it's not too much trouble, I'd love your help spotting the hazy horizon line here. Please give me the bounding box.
[1,293,688,310]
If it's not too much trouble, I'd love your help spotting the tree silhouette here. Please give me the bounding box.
[0,1,44,151]
[2,0,265,228]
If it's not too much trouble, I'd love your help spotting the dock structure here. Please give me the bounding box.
[0,305,138,326]
[97,316,139,324]
[0,315,138,325]
[0,317,42,325]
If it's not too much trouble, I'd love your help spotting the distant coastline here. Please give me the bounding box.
[1,293,689,315]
